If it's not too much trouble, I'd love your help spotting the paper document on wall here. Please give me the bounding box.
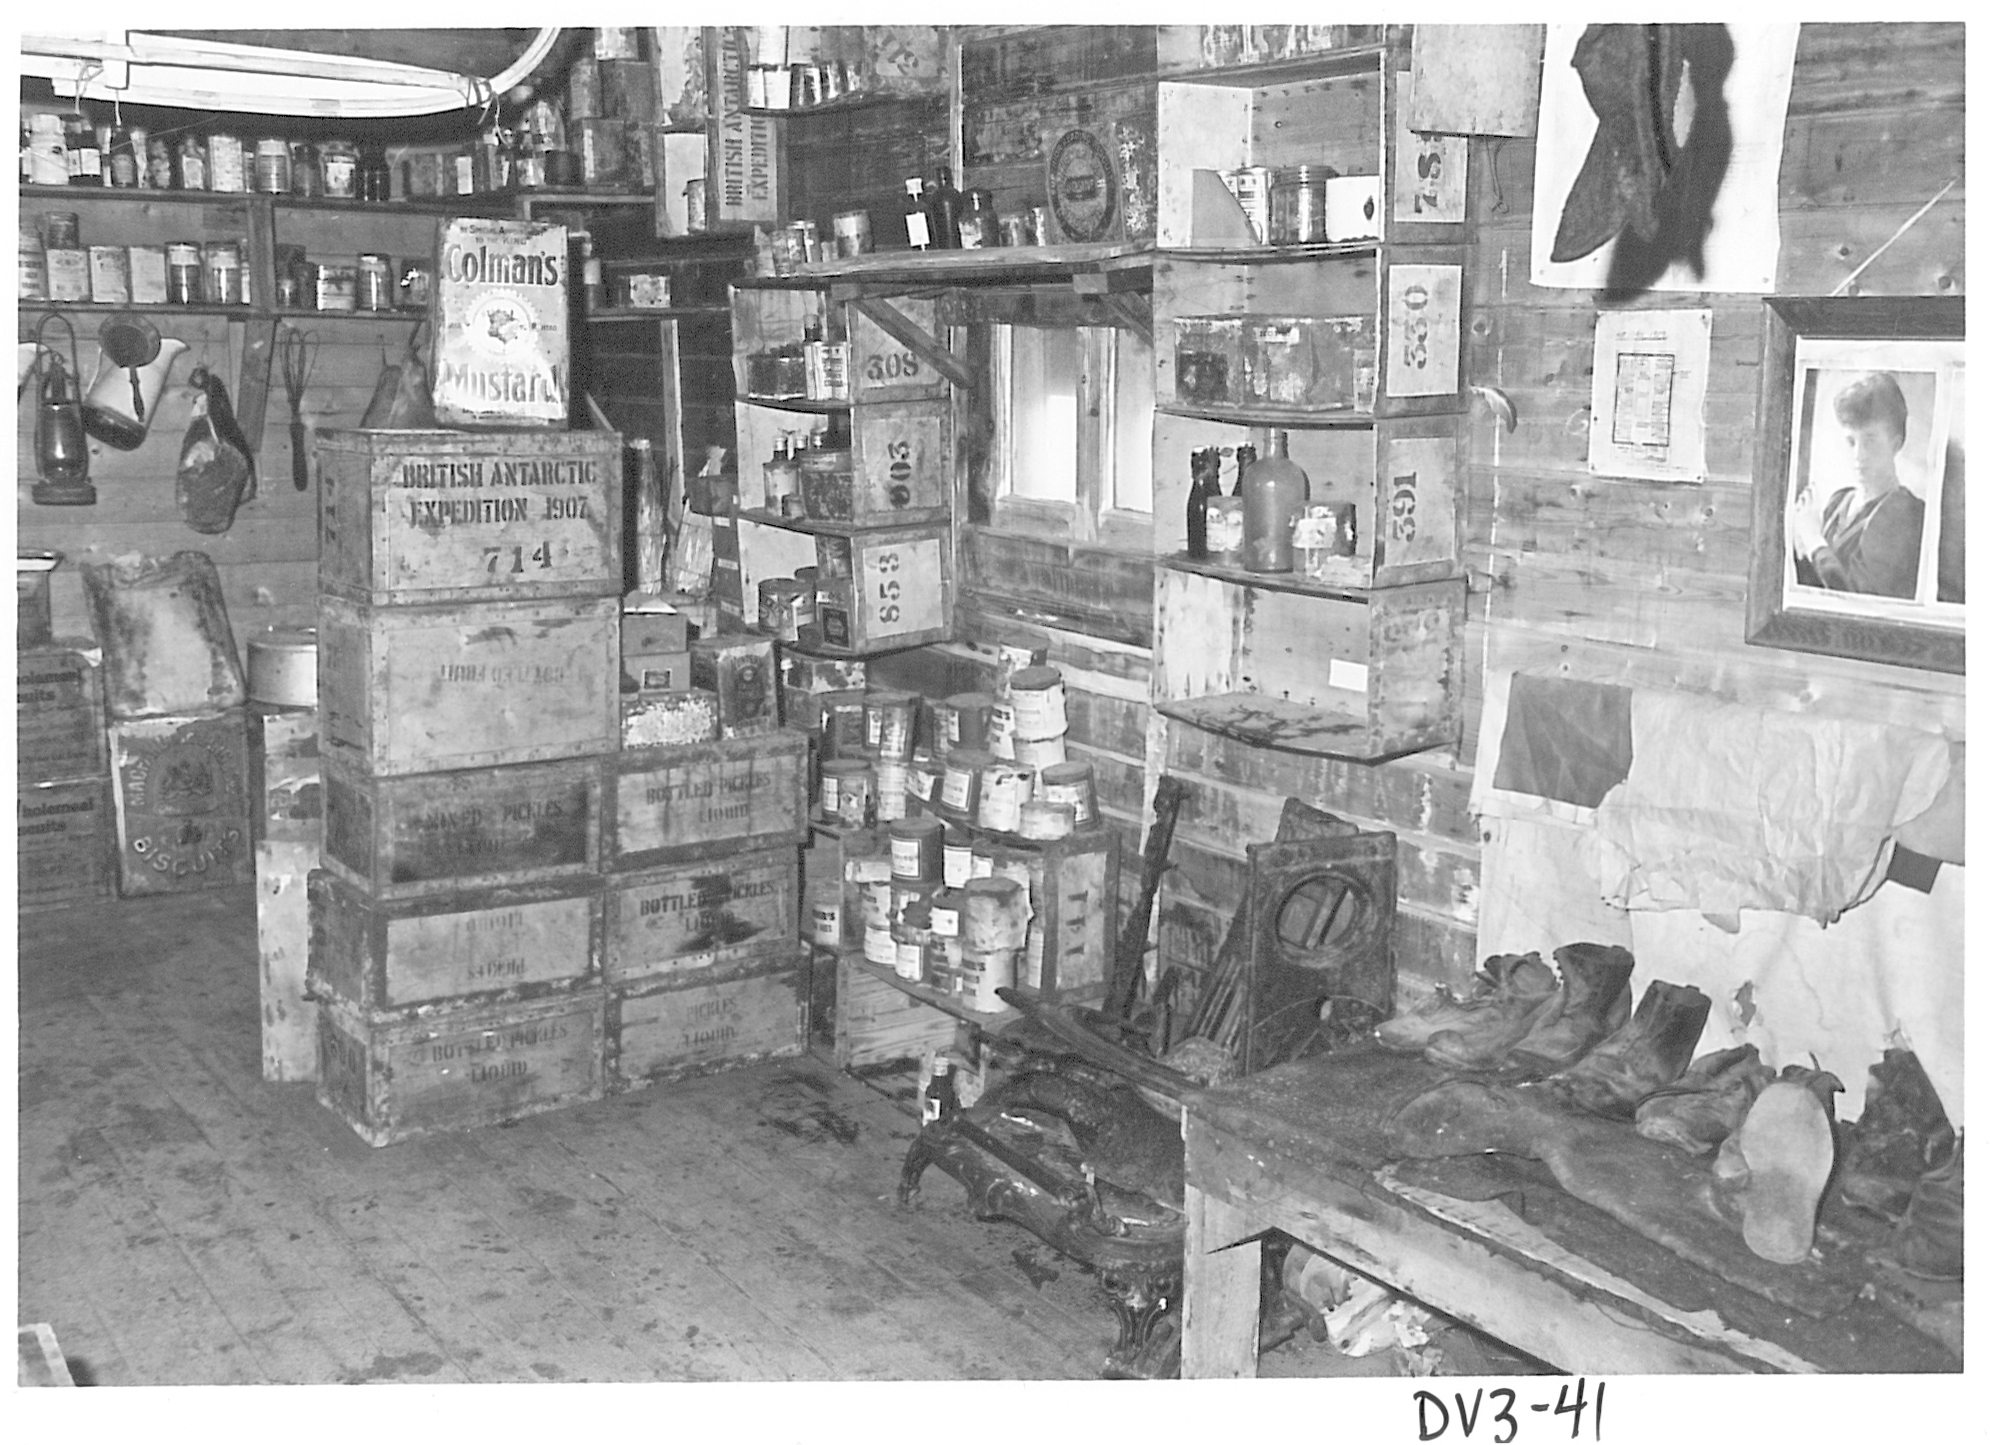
[1588,309,1712,482]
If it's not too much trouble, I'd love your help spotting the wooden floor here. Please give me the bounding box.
[17,884,1128,1385]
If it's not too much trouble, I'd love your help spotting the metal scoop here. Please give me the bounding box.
[98,315,162,421]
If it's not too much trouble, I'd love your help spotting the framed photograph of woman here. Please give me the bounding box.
[1746,296,1965,674]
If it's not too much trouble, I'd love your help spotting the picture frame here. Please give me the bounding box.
[1745,296,1966,675]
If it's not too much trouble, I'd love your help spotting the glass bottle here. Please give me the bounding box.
[922,1053,958,1124]
[1241,431,1310,574]
[902,177,931,251]
[1185,447,1223,561]
[1231,443,1257,495]
[358,144,393,203]
[107,126,140,188]
[927,165,962,249]
[64,113,101,186]
[289,142,322,199]
[957,187,996,249]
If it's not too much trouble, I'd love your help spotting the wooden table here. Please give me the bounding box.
[1179,1046,1959,1376]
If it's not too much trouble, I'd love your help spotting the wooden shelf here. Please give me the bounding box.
[737,505,950,536]
[846,952,1019,1026]
[20,300,254,319]
[1158,553,1390,602]
[1159,240,1379,263]
[738,88,946,121]
[1158,398,1378,428]
[1159,42,1388,88]
[737,395,852,414]
[735,243,1154,293]
[1156,692,1421,762]
[587,306,729,322]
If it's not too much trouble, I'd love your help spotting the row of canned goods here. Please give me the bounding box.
[817,748,1097,839]
[274,251,430,313]
[806,673,1068,764]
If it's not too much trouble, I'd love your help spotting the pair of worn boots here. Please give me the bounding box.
[1836,1049,1963,1282]
[1377,944,1714,1120]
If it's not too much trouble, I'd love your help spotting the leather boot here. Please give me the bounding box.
[1710,1080,1838,1265]
[1838,1049,1956,1221]
[1877,1136,1963,1282]
[1422,962,1565,1071]
[1505,942,1637,1073]
[1550,980,1711,1120]
[1376,953,1554,1054]
[1633,1044,1776,1156]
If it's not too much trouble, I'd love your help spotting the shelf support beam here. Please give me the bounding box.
[843,296,978,391]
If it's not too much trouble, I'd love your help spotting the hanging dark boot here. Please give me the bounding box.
[1709,1079,1838,1265]
[1838,1049,1957,1221]
[1376,953,1554,1054]
[1505,942,1636,1073]
[1551,24,1687,263]
[1422,960,1564,1071]
[1549,980,1712,1120]
[1633,1044,1776,1156]
[1876,1136,1963,1282]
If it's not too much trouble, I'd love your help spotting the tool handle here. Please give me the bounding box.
[290,418,310,491]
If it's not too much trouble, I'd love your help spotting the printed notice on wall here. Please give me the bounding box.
[1587,309,1711,482]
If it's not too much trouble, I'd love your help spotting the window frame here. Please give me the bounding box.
[985,317,1154,553]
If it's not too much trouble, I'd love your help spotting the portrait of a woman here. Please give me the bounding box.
[1788,371,1926,599]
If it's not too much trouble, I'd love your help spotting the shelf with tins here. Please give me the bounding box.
[738,85,948,122]
[782,241,1153,294]
[585,306,731,322]
[728,510,955,657]
[844,948,1021,1026]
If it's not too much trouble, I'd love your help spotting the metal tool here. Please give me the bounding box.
[278,323,318,491]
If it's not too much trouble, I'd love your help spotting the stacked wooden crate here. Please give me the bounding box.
[252,688,324,1082]
[307,427,812,1144]
[310,427,624,1146]
[16,639,115,914]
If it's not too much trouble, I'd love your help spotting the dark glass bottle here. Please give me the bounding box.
[921,1054,958,1124]
[65,114,102,186]
[927,165,962,249]
[1231,443,1257,496]
[358,144,393,203]
[1186,447,1222,560]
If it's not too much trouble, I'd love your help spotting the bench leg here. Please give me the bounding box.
[1181,1184,1262,1378]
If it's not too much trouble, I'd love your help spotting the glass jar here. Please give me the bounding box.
[1268,165,1331,246]
[319,139,357,199]
[289,142,322,198]
[356,253,394,311]
[203,240,244,306]
[357,144,392,203]
[254,137,291,195]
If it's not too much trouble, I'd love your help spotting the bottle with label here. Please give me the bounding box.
[927,165,962,249]
[921,1052,958,1125]
[957,187,996,249]
[1241,430,1310,574]
[64,114,102,186]
[176,135,208,192]
[764,434,800,514]
[107,127,140,188]
[1185,446,1222,561]
[902,177,931,250]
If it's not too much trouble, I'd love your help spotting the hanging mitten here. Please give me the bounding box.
[177,367,254,535]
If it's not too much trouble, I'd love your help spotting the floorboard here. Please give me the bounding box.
[17,884,1113,1385]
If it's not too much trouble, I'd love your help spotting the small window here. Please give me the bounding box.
[991,321,1154,546]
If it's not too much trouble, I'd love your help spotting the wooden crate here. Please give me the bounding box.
[316,988,606,1147]
[309,870,603,1014]
[16,643,106,784]
[734,398,950,524]
[810,521,955,655]
[606,728,808,870]
[250,705,322,847]
[108,709,254,897]
[604,844,800,987]
[17,776,114,913]
[257,839,319,1083]
[979,828,1121,1004]
[1152,413,1463,589]
[1154,564,1466,762]
[318,427,625,606]
[605,948,807,1091]
[831,946,956,1071]
[318,593,620,777]
[321,753,602,901]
